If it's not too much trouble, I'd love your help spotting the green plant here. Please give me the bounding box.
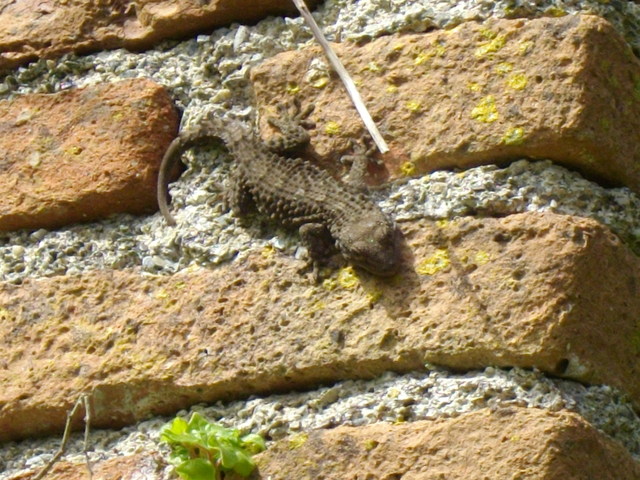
[160,412,266,480]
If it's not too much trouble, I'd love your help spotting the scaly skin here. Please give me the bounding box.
[157,103,401,276]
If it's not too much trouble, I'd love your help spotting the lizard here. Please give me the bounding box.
[157,100,401,277]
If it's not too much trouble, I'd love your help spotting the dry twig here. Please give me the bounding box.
[34,393,93,480]
[292,0,389,153]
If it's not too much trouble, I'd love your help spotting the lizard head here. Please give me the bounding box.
[336,213,402,277]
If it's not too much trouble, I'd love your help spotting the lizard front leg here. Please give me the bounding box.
[298,222,337,280]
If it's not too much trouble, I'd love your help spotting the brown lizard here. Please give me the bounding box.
[157,101,401,277]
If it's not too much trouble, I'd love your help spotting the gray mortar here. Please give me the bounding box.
[2,0,640,477]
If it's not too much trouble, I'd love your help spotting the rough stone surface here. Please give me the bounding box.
[7,453,167,480]
[0,78,178,232]
[0,0,320,72]
[252,15,640,192]
[239,408,640,479]
[1,211,640,442]
[8,409,640,480]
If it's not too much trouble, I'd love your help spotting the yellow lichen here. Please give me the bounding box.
[467,82,482,92]
[518,40,534,55]
[363,439,380,451]
[154,288,169,300]
[65,145,83,155]
[386,84,399,93]
[414,52,429,66]
[501,126,525,146]
[366,289,383,305]
[311,76,329,89]
[288,433,309,450]
[431,42,446,57]
[364,61,383,73]
[285,82,300,94]
[475,33,507,57]
[494,62,513,75]
[474,251,491,265]
[416,249,451,275]
[337,266,359,289]
[400,161,416,176]
[405,100,422,113]
[322,277,338,291]
[436,219,449,228]
[506,72,528,90]
[0,307,13,322]
[545,6,567,17]
[471,95,498,123]
[324,121,341,135]
[261,244,275,258]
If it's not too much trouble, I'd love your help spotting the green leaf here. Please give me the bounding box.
[175,458,216,480]
[159,413,265,479]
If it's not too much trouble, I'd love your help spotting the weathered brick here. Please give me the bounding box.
[252,15,640,192]
[0,0,320,71]
[1,212,639,441]
[239,408,640,479]
[0,78,178,231]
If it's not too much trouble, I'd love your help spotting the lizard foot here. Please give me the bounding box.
[264,98,315,154]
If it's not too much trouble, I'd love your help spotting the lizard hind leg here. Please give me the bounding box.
[224,169,255,218]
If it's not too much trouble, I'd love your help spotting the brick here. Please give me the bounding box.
[0,0,320,71]
[252,15,640,192]
[0,78,178,231]
[1,212,639,441]
[239,408,640,479]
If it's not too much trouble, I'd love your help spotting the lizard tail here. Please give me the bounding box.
[157,135,185,226]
